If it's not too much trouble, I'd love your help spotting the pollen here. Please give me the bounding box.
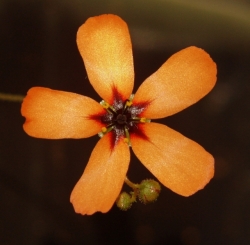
[101,127,107,133]
[140,118,151,123]
[125,100,133,107]
[124,138,129,144]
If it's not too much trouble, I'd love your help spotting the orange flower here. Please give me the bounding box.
[21,14,217,215]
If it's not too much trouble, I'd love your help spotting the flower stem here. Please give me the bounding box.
[124,176,139,189]
[0,92,24,102]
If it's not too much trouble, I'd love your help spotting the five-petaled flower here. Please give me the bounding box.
[21,14,217,215]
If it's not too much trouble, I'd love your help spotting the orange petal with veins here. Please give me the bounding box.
[131,123,214,196]
[70,134,130,215]
[77,14,134,103]
[133,46,217,119]
[21,87,104,139]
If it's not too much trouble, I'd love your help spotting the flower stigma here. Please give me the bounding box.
[98,94,151,146]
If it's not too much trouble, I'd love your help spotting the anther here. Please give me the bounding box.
[100,100,110,109]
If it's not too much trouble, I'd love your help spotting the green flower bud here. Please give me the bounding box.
[116,192,133,211]
[138,179,161,204]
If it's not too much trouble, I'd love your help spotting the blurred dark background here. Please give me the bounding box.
[1,0,250,244]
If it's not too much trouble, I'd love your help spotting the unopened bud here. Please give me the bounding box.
[116,192,133,211]
[138,179,161,204]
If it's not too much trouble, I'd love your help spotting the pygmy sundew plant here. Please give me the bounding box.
[21,14,217,215]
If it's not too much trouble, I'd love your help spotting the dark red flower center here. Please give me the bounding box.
[97,95,150,146]
[116,114,127,125]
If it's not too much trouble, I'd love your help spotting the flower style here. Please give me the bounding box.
[21,14,217,215]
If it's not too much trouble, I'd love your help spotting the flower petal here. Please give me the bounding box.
[131,123,214,196]
[70,134,130,215]
[21,87,104,139]
[133,46,217,119]
[77,14,134,103]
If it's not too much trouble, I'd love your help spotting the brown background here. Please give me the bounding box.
[1,0,250,244]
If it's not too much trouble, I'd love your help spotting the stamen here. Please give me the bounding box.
[98,126,114,138]
[131,117,151,123]
[128,94,134,101]
[124,127,132,147]
[100,100,116,113]
[100,100,110,109]
[125,94,134,107]
[140,118,151,123]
